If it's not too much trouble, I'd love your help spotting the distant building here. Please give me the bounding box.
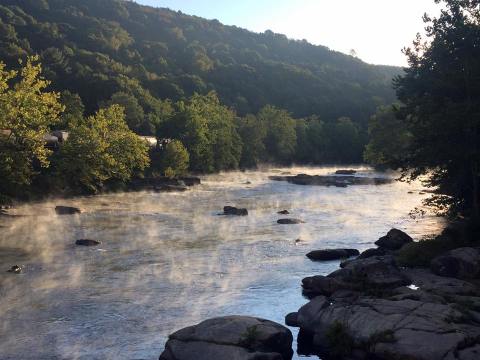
[138,136,157,148]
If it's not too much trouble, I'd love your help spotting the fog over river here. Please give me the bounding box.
[0,166,443,360]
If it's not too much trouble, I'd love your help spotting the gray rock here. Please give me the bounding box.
[284,313,298,327]
[55,206,81,215]
[329,256,411,289]
[159,316,293,360]
[296,295,480,360]
[375,229,413,250]
[269,174,392,187]
[358,247,387,259]
[277,210,290,215]
[75,239,101,246]
[306,249,360,261]
[430,247,480,279]
[223,206,248,216]
[277,218,304,225]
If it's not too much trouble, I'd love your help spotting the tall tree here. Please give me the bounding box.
[0,56,64,198]
[394,0,480,217]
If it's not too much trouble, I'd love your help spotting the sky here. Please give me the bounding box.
[135,0,443,67]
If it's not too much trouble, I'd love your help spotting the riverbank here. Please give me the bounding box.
[158,221,480,360]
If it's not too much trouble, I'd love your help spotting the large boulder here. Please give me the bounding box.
[55,206,81,215]
[329,256,410,290]
[159,316,293,360]
[358,247,387,259]
[430,247,480,279]
[306,249,359,261]
[375,229,413,250]
[294,295,480,360]
[223,206,248,216]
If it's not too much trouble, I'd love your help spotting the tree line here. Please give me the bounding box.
[0,57,366,203]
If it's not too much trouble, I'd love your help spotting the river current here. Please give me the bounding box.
[0,166,443,359]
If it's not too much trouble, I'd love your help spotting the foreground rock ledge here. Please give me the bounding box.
[159,316,293,360]
[294,255,480,360]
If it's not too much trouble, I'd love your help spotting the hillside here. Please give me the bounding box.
[0,0,401,131]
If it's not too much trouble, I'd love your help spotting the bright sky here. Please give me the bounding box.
[135,0,443,66]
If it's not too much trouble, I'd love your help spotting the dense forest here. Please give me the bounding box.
[0,0,399,124]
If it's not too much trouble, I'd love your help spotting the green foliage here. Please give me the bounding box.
[388,0,480,217]
[0,0,398,131]
[396,234,470,267]
[364,105,411,167]
[0,56,64,197]
[161,92,242,173]
[157,140,190,178]
[56,104,149,193]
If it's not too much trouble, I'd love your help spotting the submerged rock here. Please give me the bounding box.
[154,184,188,192]
[277,210,290,215]
[375,228,413,250]
[430,247,480,279]
[55,206,81,215]
[7,265,22,274]
[306,248,359,261]
[75,239,101,246]
[159,316,293,360]
[277,218,304,225]
[223,206,248,216]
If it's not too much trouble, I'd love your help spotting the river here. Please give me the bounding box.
[0,166,443,360]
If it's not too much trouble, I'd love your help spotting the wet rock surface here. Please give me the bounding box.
[222,206,248,216]
[270,173,392,187]
[75,239,101,246]
[375,228,413,250]
[55,206,81,215]
[306,248,360,261]
[277,218,304,224]
[430,247,480,279]
[159,316,293,360]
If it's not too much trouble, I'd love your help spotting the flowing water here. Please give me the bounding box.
[0,166,443,360]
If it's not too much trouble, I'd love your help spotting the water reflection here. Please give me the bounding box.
[0,166,443,359]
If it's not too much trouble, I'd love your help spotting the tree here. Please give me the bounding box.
[104,92,145,132]
[238,114,266,168]
[56,105,149,193]
[157,140,189,177]
[0,56,64,198]
[364,105,411,167]
[393,0,480,217]
[257,105,297,163]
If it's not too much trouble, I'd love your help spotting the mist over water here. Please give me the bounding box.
[0,166,443,360]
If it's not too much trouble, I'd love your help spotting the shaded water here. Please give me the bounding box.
[0,166,443,360]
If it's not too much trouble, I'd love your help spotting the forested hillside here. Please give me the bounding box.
[0,0,400,131]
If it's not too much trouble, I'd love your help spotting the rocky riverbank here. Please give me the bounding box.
[159,222,480,360]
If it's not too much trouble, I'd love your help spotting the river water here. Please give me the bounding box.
[0,166,443,360]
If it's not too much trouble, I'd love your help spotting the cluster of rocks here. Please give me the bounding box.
[287,227,480,360]
[269,173,392,188]
[221,206,249,216]
[158,226,480,360]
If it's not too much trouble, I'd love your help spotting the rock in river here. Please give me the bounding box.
[223,206,248,216]
[306,248,359,261]
[335,169,357,175]
[7,265,22,274]
[375,228,413,250]
[277,210,290,215]
[55,206,81,215]
[75,239,101,246]
[277,218,304,225]
[159,316,293,360]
